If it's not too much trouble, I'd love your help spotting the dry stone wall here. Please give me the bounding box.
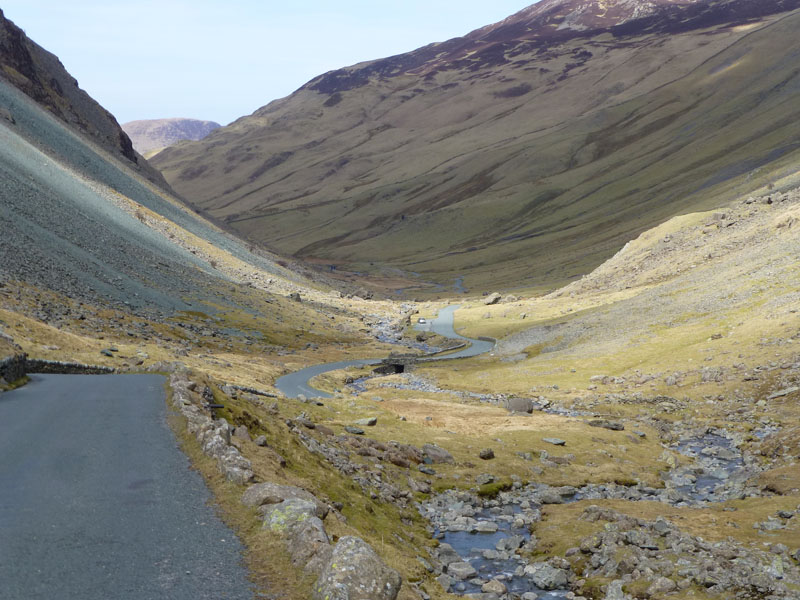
[0,354,26,385]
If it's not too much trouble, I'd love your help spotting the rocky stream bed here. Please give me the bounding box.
[417,428,800,600]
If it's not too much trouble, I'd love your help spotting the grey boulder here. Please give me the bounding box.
[483,293,501,305]
[242,482,328,519]
[523,562,569,590]
[422,443,454,464]
[312,536,401,600]
[447,560,478,580]
[436,543,462,566]
[504,397,533,413]
[261,499,332,575]
[542,437,566,446]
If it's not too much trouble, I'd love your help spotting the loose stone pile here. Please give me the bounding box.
[288,418,449,507]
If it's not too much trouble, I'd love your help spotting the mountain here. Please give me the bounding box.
[0,9,356,345]
[0,8,168,188]
[122,118,221,156]
[3,7,800,600]
[152,0,800,295]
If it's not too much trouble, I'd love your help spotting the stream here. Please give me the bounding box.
[421,429,763,598]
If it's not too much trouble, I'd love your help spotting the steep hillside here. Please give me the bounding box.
[0,9,170,188]
[123,118,221,156]
[153,0,800,294]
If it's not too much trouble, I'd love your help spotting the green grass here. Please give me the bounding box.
[477,480,513,498]
[0,375,29,392]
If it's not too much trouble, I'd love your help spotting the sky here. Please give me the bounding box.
[2,1,534,125]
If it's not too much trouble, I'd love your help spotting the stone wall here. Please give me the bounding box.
[1,356,118,390]
[0,353,27,384]
[25,359,116,375]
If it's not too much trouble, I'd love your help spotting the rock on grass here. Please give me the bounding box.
[422,443,454,464]
[523,561,569,590]
[312,536,401,600]
[242,482,328,518]
[483,292,501,305]
[543,437,566,446]
[479,448,495,460]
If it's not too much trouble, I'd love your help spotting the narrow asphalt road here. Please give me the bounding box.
[0,374,253,600]
[418,304,495,361]
[274,358,381,399]
[274,304,494,398]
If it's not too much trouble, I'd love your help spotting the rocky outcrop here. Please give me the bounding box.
[289,423,420,507]
[578,506,800,597]
[312,536,402,600]
[0,9,167,188]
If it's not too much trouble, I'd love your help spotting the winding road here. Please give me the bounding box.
[275,304,493,399]
[0,374,252,600]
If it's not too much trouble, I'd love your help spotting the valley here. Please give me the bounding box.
[153,0,800,293]
[1,2,800,600]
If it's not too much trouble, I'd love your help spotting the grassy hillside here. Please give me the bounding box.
[154,6,800,295]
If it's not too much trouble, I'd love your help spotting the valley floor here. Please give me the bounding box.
[2,186,800,600]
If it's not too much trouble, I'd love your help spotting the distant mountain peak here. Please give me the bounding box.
[475,0,702,36]
[122,118,221,155]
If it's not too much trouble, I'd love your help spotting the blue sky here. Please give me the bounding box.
[2,1,533,125]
